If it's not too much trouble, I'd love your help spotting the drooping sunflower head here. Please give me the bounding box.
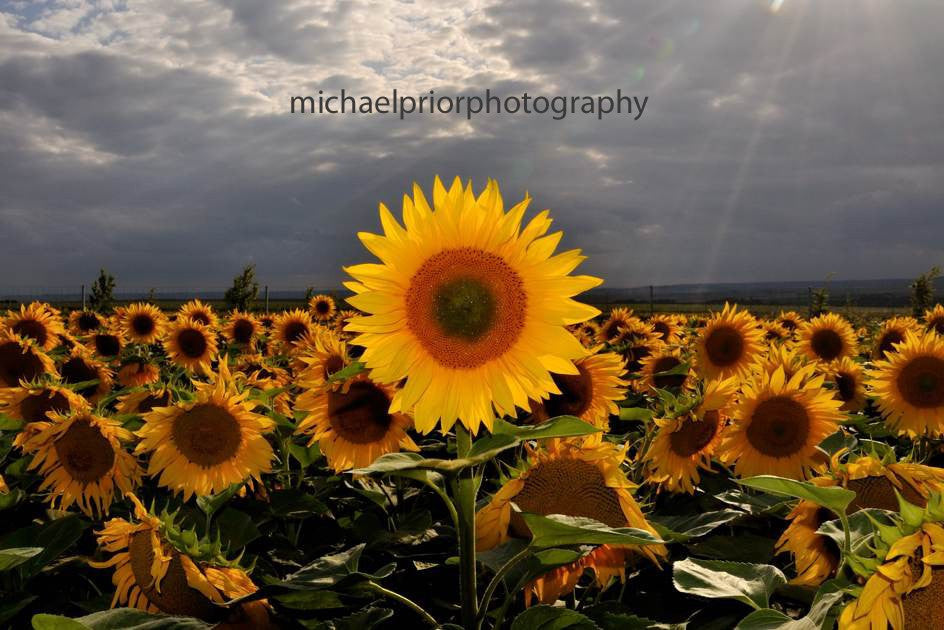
[826,356,866,413]
[798,313,858,364]
[164,318,218,373]
[777,311,804,334]
[869,331,944,437]
[0,383,86,424]
[58,347,113,403]
[117,358,161,388]
[122,303,167,345]
[345,177,600,435]
[695,303,765,380]
[68,310,104,336]
[638,346,692,393]
[308,293,337,322]
[718,364,843,479]
[833,453,944,513]
[90,494,270,624]
[648,314,682,344]
[925,304,944,336]
[775,477,841,587]
[116,386,173,416]
[873,316,920,360]
[529,349,628,429]
[222,310,259,347]
[4,302,65,351]
[14,409,140,516]
[0,331,57,388]
[135,366,274,500]
[177,299,218,329]
[273,309,314,352]
[295,374,419,472]
[596,307,638,345]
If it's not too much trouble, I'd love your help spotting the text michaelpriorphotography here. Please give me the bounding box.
[290,88,649,120]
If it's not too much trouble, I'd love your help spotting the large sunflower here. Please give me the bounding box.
[527,349,628,429]
[4,302,65,351]
[873,316,920,360]
[164,318,218,373]
[122,303,167,345]
[308,294,337,322]
[869,331,944,436]
[476,439,666,605]
[0,331,56,388]
[694,303,765,380]
[925,304,944,336]
[644,377,739,494]
[797,313,858,364]
[68,310,104,336]
[59,348,113,404]
[177,299,219,329]
[718,365,843,479]
[344,177,600,435]
[295,374,419,472]
[0,383,85,423]
[14,409,140,516]
[90,494,271,626]
[135,365,274,500]
[273,309,315,352]
[222,311,259,347]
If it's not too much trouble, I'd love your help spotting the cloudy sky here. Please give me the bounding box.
[1,0,942,293]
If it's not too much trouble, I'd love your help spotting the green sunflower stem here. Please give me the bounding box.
[365,580,439,627]
[454,424,480,629]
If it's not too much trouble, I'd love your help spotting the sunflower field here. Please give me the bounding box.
[3,178,944,630]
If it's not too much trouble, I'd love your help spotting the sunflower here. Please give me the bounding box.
[869,331,944,436]
[177,299,218,329]
[778,311,804,334]
[750,344,811,385]
[0,331,57,388]
[222,311,259,347]
[295,374,419,472]
[333,309,359,338]
[308,294,337,322]
[87,323,124,360]
[90,494,271,626]
[14,409,140,516]
[694,303,765,380]
[273,309,314,352]
[797,313,858,364]
[117,359,161,388]
[638,346,692,392]
[718,364,843,479]
[925,304,944,336]
[572,320,600,341]
[68,310,104,336]
[122,303,167,345]
[644,377,739,494]
[164,318,218,373]
[293,328,351,384]
[344,177,600,435]
[827,357,867,413]
[528,349,628,429]
[774,477,841,587]
[610,318,655,347]
[4,302,65,351]
[476,439,665,605]
[116,387,173,415]
[873,316,920,360]
[135,364,274,500]
[761,320,790,343]
[59,348,113,404]
[648,314,682,344]
[0,383,86,423]
[596,307,638,345]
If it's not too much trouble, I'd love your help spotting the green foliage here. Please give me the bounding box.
[224,264,259,311]
[909,265,940,317]
[88,268,115,312]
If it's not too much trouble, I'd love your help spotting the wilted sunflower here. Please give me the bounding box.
[117,359,161,388]
[3,302,65,351]
[869,331,944,436]
[222,311,259,347]
[873,316,920,360]
[68,310,104,336]
[295,374,419,472]
[273,309,314,352]
[718,364,843,479]
[0,331,56,388]
[14,409,140,516]
[59,348,113,404]
[116,386,173,415]
[177,299,218,328]
[645,377,739,494]
[528,349,628,429]
[638,347,692,392]
[827,357,866,413]
[135,364,274,500]
[164,318,218,373]
[778,311,804,334]
[0,383,85,423]
[90,494,271,626]
[476,438,665,605]
[695,303,765,380]
[925,304,944,336]
[122,303,167,345]
[596,307,638,345]
[648,314,682,344]
[308,293,337,322]
[344,177,600,435]
[798,313,858,364]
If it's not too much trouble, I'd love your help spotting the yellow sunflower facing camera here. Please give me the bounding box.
[3,302,65,351]
[527,348,628,429]
[869,331,944,437]
[797,313,857,364]
[121,303,167,345]
[694,303,765,380]
[164,317,218,373]
[308,293,337,322]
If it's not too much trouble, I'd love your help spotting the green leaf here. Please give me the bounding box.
[275,544,368,589]
[214,508,261,550]
[672,558,787,610]
[274,590,345,610]
[734,608,797,630]
[195,483,243,521]
[0,546,43,571]
[0,595,37,626]
[0,413,24,431]
[289,442,322,467]
[327,361,366,384]
[0,515,88,580]
[35,608,212,629]
[492,416,601,441]
[583,604,687,630]
[522,513,664,549]
[510,605,600,630]
[737,476,855,516]
[618,407,653,422]
[653,510,743,541]
[31,615,88,630]
[320,607,394,630]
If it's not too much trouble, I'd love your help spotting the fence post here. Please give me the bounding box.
[264,285,269,314]
[81,284,86,310]
[649,285,654,317]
